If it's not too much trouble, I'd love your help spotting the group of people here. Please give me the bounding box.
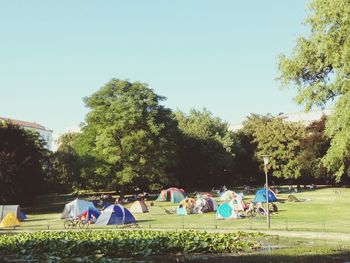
[114,192,149,205]
[211,185,228,195]
[246,201,278,215]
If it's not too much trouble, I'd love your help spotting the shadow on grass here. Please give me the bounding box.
[136,219,156,223]
[24,218,54,222]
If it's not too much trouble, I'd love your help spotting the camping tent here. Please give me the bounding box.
[130,200,149,213]
[0,213,20,228]
[95,205,136,225]
[194,196,218,213]
[229,195,248,212]
[0,205,23,221]
[177,198,196,214]
[20,211,27,220]
[216,203,239,219]
[197,192,213,198]
[253,188,277,203]
[287,194,301,202]
[61,199,96,219]
[78,207,101,221]
[156,188,186,203]
[219,190,236,201]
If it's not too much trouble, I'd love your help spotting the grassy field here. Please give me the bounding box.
[5,186,349,233]
[2,187,350,262]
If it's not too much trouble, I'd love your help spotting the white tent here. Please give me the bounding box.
[219,190,235,201]
[129,200,149,213]
[61,199,95,219]
[0,205,22,221]
[194,197,218,213]
[229,199,248,212]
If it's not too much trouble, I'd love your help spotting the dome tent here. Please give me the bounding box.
[130,200,149,213]
[229,194,248,212]
[194,196,218,213]
[219,190,235,201]
[253,188,277,203]
[0,205,24,221]
[0,213,20,228]
[216,203,240,219]
[95,205,136,225]
[156,188,186,203]
[61,199,96,219]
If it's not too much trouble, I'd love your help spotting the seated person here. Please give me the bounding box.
[256,202,267,215]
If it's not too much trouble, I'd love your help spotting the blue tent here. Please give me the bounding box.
[253,188,277,203]
[102,201,112,209]
[216,203,236,219]
[95,205,136,225]
[20,211,27,220]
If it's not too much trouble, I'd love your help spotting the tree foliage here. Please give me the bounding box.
[240,114,305,180]
[51,132,83,190]
[0,123,47,204]
[174,109,235,188]
[278,0,350,181]
[232,114,273,184]
[298,116,331,182]
[79,79,178,191]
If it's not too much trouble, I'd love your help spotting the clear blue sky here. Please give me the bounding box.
[0,0,309,142]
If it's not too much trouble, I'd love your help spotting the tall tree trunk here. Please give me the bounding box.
[117,185,125,199]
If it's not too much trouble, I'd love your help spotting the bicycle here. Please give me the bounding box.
[64,218,90,229]
[246,209,256,219]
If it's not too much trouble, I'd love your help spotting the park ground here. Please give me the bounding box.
[2,186,350,262]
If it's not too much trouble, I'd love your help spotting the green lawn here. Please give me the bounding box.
[4,186,349,233]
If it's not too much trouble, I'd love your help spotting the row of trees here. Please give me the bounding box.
[0,79,345,204]
[0,123,48,204]
[51,80,237,194]
[50,78,338,195]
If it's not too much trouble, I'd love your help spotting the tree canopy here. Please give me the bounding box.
[0,123,47,204]
[253,117,306,180]
[278,0,350,181]
[237,114,305,182]
[79,79,178,192]
[174,109,235,188]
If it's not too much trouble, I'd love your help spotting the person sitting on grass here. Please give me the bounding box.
[247,201,254,213]
[256,202,267,215]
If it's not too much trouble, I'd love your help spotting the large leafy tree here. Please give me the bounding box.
[233,114,273,185]
[298,116,331,183]
[73,127,111,191]
[247,116,306,181]
[174,109,235,188]
[278,0,350,180]
[81,79,178,193]
[0,123,47,204]
[51,132,83,190]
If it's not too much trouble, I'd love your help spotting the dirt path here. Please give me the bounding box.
[257,230,350,242]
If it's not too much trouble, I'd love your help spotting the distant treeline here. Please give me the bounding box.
[0,79,346,204]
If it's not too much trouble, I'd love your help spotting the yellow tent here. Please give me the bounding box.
[129,200,149,213]
[0,212,20,228]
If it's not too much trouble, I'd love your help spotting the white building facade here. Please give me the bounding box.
[0,117,53,150]
[229,109,333,132]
